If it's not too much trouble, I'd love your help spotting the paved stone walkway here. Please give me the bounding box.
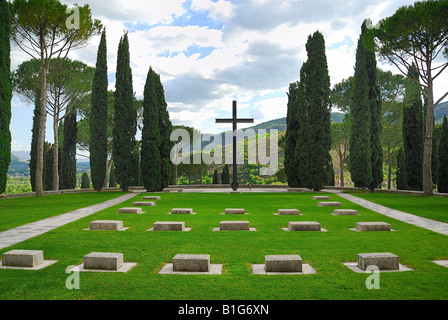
[326,190,448,236]
[0,192,140,250]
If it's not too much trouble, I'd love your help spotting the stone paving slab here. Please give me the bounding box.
[0,193,140,250]
[326,190,448,236]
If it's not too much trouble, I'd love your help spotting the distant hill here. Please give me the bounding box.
[8,154,29,176]
[435,101,448,124]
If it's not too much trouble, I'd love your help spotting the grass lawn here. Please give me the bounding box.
[0,192,128,232]
[345,192,448,224]
[0,192,447,300]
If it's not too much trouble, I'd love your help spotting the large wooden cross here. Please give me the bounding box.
[216,100,254,191]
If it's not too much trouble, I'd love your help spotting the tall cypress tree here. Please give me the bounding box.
[61,110,77,190]
[222,164,230,184]
[363,22,383,191]
[437,116,448,193]
[402,65,424,191]
[0,0,11,194]
[295,32,332,191]
[30,90,42,192]
[213,169,219,184]
[90,29,108,191]
[141,67,162,192]
[113,33,136,191]
[350,26,373,189]
[285,81,301,187]
[155,72,173,189]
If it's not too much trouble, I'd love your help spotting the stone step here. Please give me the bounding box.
[153,222,185,231]
[357,252,399,271]
[83,252,124,271]
[277,209,301,215]
[118,207,143,214]
[219,221,250,231]
[333,209,358,216]
[2,250,44,268]
[288,222,321,231]
[356,222,391,232]
[173,254,210,272]
[265,255,302,273]
[90,221,124,231]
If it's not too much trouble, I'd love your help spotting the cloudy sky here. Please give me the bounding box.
[9,0,447,153]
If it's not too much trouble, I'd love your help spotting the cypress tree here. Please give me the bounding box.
[141,67,162,192]
[350,27,373,189]
[0,0,11,194]
[363,22,383,191]
[113,33,136,191]
[213,169,219,184]
[61,111,77,190]
[109,165,117,188]
[81,172,90,189]
[222,164,230,184]
[295,32,332,191]
[30,90,42,192]
[402,65,424,191]
[437,116,448,193]
[90,29,108,191]
[396,147,407,190]
[155,72,173,189]
[285,81,301,187]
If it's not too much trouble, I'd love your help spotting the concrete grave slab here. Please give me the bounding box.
[282,222,327,232]
[71,252,137,273]
[313,196,331,200]
[158,254,222,275]
[0,250,58,270]
[118,207,145,214]
[318,202,342,207]
[132,202,156,207]
[274,209,302,216]
[342,252,412,273]
[169,208,196,215]
[332,209,359,216]
[142,196,161,200]
[213,221,256,231]
[147,222,191,232]
[221,208,248,215]
[84,220,128,231]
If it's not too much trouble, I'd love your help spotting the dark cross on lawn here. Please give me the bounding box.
[216,100,254,191]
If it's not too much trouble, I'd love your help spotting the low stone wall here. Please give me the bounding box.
[324,186,448,198]
[0,187,124,200]
[166,184,288,189]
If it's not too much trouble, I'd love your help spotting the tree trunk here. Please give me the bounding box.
[423,80,434,195]
[103,156,113,188]
[339,152,344,187]
[387,147,392,190]
[52,118,59,190]
[35,50,48,197]
[174,164,178,186]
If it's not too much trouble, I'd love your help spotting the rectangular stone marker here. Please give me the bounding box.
[318,202,342,207]
[133,202,156,206]
[357,253,399,271]
[277,209,301,215]
[143,196,161,200]
[171,208,193,214]
[90,220,124,231]
[313,196,331,200]
[173,254,210,272]
[2,250,44,268]
[333,209,358,216]
[119,207,143,214]
[265,255,302,273]
[220,221,250,231]
[153,222,185,231]
[225,208,246,214]
[289,222,321,231]
[356,222,391,232]
[84,252,124,271]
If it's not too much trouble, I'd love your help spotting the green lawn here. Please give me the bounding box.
[0,192,128,231]
[0,192,447,300]
[345,192,448,223]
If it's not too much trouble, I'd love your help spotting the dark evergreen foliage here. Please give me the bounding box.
[396,147,408,190]
[437,116,448,193]
[0,0,11,194]
[213,169,219,184]
[222,164,230,184]
[402,66,424,191]
[295,32,332,191]
[61,111,77,190]
[112,33,137,191]
[90,29,108,191]
[81,172,90,189]
[285,81,301,187]
[29,90,41,192]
